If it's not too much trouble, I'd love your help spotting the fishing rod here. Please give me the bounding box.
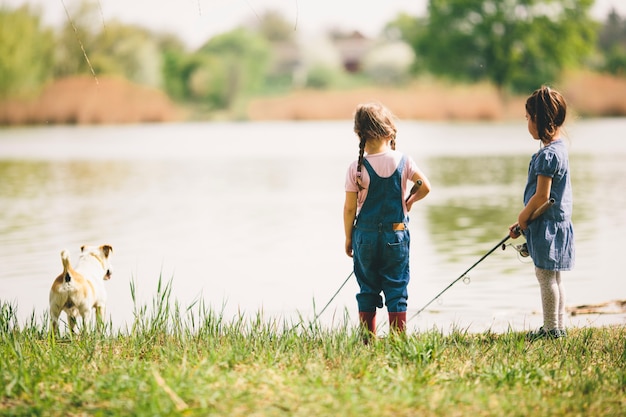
[409,197,555,320]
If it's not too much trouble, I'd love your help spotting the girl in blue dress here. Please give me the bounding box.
[509,86,575,340]
[343,102,431,340]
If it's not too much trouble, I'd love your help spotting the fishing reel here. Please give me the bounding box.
[502,242,529,257]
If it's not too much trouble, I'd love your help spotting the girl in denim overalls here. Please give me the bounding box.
[343,102,431,339]
[509,86,575,340]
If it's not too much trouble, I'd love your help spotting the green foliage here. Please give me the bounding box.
[187,54,236,109]
[53,2,163,87]
[253,10,297,43]
[53,0,100,79]
[597,9,626,75]
[605,46,626,75]
[254,11,301,91]
[90,22,163,87]
[198,28,271,90]
[159,35,194,101]
[189,28,271,109]
[0,6,54,98]
[386,13,429,73]
[50,3,273,111]
[413,0,598,92]
[305,65,340,89]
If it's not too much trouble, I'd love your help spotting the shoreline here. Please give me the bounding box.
[2,71,626,126]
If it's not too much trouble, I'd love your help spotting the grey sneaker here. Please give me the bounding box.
[526,327,565,341]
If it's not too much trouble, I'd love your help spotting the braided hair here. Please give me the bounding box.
[525,86,567,144]
[353,102,397,190]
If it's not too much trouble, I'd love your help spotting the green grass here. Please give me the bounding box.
[1,279,625,416]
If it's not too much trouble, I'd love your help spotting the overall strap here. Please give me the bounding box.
[356,155,407,228]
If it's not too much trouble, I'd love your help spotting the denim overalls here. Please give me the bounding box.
[352,156,410,313]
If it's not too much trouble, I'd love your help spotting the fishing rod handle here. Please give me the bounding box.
[528,197,556,222]
[405,179,423,203]
[513,197,556,234]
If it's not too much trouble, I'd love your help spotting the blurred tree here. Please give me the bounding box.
[252,10,297,43]
[305,65,340,89]
[55,1,163,87]
[410,0,597,93]
[251,10,301,91]
[192,28,271,109]
[53,1,100,78]
[186,54,231,108]
[386,12,428,74]
[598,8,626,75]
[0,6,54,98]
[159,34,192,100]
[91,22,163,88]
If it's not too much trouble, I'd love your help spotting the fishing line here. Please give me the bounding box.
[293,0,299,31]
[237,0,299,30]
[288,270,353,332]
[96,0,106,32]
[408,233,512,321]
[60,0,99,85]
[242,0,261,21]
[409,197,555,320]
[502,242,531,259]
[312,271,353,323]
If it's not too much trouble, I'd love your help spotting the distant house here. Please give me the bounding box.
[266,29,413,87]
[330,30,373,73]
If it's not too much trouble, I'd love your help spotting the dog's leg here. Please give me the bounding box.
[81,308,94,333]
[50,307,61,336]
[94,304,107,331]
[69,314,78,334]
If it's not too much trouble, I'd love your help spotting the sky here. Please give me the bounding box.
[3,0,626,48]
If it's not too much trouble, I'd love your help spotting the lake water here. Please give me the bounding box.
[1,119,625,334]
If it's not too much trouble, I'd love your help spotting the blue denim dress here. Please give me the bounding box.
[352,156,410,313]
[523,139,575,271]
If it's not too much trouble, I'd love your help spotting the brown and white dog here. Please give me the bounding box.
[49,244,113,334]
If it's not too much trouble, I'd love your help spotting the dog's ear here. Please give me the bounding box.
[102,245,113,257]
[81,245,85,252]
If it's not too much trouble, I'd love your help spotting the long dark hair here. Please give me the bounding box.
[525,86,567,143]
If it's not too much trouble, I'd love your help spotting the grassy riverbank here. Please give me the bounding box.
[1,288,625,416]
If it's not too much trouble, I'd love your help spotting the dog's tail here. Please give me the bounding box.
[60,250,72,282]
